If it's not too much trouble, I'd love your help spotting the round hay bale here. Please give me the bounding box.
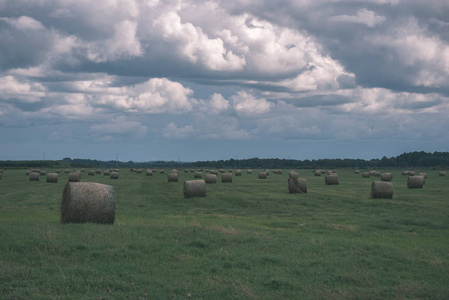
[64,169,70,174]
[402,170,409,175]
[247,169,252,174]
[221,173,233,183]
[40,170,47,175]
[288,177,307,194]
[146,169,153,176]
[314,170,321,176]
[110,172,119,179]
[168,172,178,182]
[95,169,101,174]
[210,170,219,175]
[320,170,326,174]
[29,172,40,181]
[171,169,178,173]
[289,171,299,179]
[408,171,416,176]
[419,173,427,179]
[26,170,31,175]
[160,169,165,174]
[61,182,115,224]
[325,175,339,185]
[183,180,206,198]
[258,171,267,179]
[380,173,393,181]
[264,169,270,176]
[88,170,95,176]
[205,174,217,184]
[56,169,61,173]
[373,171,381,177]
[46,173,58,183]
[371,181,393,199]
[185,169,189,173]
[68,172,80,182]
[219,169,225,173]
[113,169,119,172]
[103,170,110,176]
[235,169,242,176]
[362,172,370,178]
[439,171,446,176]
[355,170,360,174]
[136,169,143,174]
[194,172,203,178]
[407,175,424,189]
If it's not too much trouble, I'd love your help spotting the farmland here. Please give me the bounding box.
[1,168,448,299]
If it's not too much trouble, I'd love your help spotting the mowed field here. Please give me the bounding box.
[1,168,448,299]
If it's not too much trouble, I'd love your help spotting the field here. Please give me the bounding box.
[1,168,448,299]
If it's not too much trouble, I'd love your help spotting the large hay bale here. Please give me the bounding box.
[439,171,446,176]
[61,182,115,224]
[325,175,339,185]
[46,173,58,183]
[235,169,242,176]
[110,172,119,179]
[171,169,178,173]
[369,170,376,175]
[168,172,178,182]
[371,181,393,199]
[362,172,370,178]
[373,171,381,177]
[219,169,225,173]
[289,171,299,179]
[355,170,360,174]
[88,170,95,176]
[288,177,307,194]
[210,170,219,175]
[205,174,217,184]
[380,173,393,181]
[221,173,232,183]
[314,170,321,176]
[402,170,409,176]
[247,169,252,174]
[183,180,206,198]
[419,173,427,179]
[26,170,31,175]
[146,169,153,176]
[160,169,165,174]
[407,175,424,189]
[29,172,40,181]
[408,171,416,176]
[103,170,110,176]
[258,171,267,179]
[68,172,80,182]
[194,172,203,178]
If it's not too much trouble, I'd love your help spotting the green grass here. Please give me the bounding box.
[1,168,448,299]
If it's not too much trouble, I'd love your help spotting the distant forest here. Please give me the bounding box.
[1,151,448,169]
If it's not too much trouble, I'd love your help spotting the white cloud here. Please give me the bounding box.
[231,91,273,116]
[89,116,148,139]
[330,9,386,28]
[0,76,46,102]
[0,16,45,30]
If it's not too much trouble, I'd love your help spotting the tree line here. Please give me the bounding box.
[1,151,448,169]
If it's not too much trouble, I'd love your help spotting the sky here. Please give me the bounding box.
[1,0,448,162]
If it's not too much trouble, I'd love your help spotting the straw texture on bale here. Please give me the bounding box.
[407,176,424,189]
[171,169,178,173]
[258,171,267,179]
[183,180,206,198]
[46,173,58,183]
[289,171,299,179]
[168,172,178,182]
[205,174,217,184]
[103,170,110,176]
[210,170,219,175]
[440,171,446,176]
[29,172,39,181]
[325,175,339,185]
[371,181,393,199]
[110,172,119,179]
[402,170,409,175]
[146,169,153,176]
[419,173,427,179]
[194,172,203,178]
[247,169,252,174]
[235,170,242,176]
[380,173,393,181]
[373,171,381,177]
[61,182,115,224]
[68,172,80,182]
[221,173,232,183]
[369,170,376,175]
[288,178,307,194]
[314,170,321,176]
[88,170,95,176]
[362,172,370,178]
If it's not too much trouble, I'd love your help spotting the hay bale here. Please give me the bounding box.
[26,170,31,175]
[264,169,270,176]
[419,173,427,179]
[46,173,58,183]
[235,169,242,176]
[288,177,307,194]
[171,169,178,173]
[183,180,206,198]
[373,171,381,177]
[146,169,153,176]
[247,169,252,174]
[29,172,40,181]
[325,175,339,185]
[258,171,267,179]
[68,172,80,182]
[168,172,178,182]
[210,170,219,175]
[407,175,424,189]
[289,171,299,179]
[314,170,321,176]
[88,170,95,176]
[380,173,393,181]
[95,169,101,174]
[221,173,233,183]
[64,169,70,173]
[103,170,110,176]
[61,182,115,224]
[194,172,203,178]
[160,169,165,174]
[362,172,370,178]
[40,170,47,175]
[408,171,416,176]
[402,170,409,175]
[110,172,119,179]
[219,169,225,173]
[205,174,217,184]
[355,170,360,174]
[371,181,393,199]
[439,171,446,176]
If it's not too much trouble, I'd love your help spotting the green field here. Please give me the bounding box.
[1,168,448,299]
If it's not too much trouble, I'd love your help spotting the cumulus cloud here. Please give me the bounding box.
[89,116,148,140]
[0,76,46,103]
[231,91,273,116]
[330,9,386,28]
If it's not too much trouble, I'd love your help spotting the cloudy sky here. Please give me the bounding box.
[1,0,448,162]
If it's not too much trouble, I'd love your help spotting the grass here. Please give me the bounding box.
[0,168,448,299]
